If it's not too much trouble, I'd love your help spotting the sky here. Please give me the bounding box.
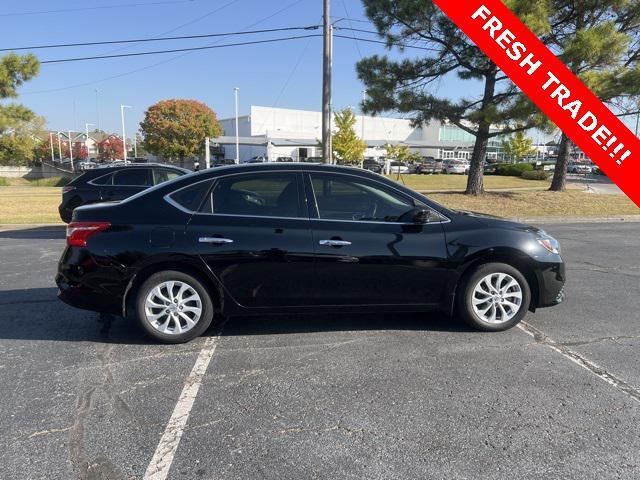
[3,0,465,135]
[3,0,635,139]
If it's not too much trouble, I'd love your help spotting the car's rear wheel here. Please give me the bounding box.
[457,263,531,331]
[136,270,214,343]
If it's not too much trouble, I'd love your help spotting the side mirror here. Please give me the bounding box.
[412,208,432,224]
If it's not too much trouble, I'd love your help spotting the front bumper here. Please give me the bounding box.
[535,260,566,308]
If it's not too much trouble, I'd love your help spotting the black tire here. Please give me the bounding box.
[135,270,214,343]
[456,262,531,332]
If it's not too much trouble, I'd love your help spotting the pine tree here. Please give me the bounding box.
[357,0,551,195]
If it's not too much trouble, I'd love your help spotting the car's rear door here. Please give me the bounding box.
[100,168,152,201]
[305,171,452,306]
[185,171,315,308]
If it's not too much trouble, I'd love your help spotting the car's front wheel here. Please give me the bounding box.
[136,270,214,343]
[457,263,531,331]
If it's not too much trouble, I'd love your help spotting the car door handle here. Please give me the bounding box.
[319,239,352,247]
[199,237,234,245]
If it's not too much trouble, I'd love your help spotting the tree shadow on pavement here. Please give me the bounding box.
[0,226,65,240]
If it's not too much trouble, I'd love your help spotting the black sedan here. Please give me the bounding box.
[57,163,565,343]
[59,164,189,223]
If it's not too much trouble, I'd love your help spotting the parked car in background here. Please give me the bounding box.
[300,156,323,163]
[568,162,592,174]
[212,158,236,167]
[78,161,98,171]
[443,159,470,174]
[276,156,294,162]
[389,161,411,174]
[58,164,189,223]
[247,156,268,163]
[362,158,383,174]
[416,157,443,174]
[483,162,498,175]
[57,163,566,343]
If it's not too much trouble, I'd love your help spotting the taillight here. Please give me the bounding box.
[66,222,111,247]
[62,186,76,194]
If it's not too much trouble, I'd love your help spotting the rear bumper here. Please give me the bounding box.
[535,260,566,308]
[57,274,121,315]
[56,248,127,316]
[58,204,72,223]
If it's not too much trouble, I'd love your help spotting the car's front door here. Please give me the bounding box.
[305,172,452,306]
[186,171,316,308]
[100,168,152,201]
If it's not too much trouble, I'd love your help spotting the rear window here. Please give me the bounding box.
[153,168,183,185]
[89,172,113,185]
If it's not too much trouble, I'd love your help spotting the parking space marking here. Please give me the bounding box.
[143,334,220,480]
[518,322,640,403]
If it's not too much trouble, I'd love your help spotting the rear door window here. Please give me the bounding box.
[112,168,152,186]
[200,173,303,218]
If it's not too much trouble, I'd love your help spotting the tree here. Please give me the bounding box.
[98,136,124,161]
[357,0,551,195]
[502,129,536,162]
[332,107,367,164]
[0,53,41,165]
[544,1,640,191]
[140,99,223,166]
[384,143,420,163]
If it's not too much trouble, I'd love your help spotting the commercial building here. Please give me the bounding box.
[214,105,509,163]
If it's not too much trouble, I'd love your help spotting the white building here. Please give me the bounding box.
[214,105,489,163]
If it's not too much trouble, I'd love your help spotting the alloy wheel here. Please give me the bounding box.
[144,280,202,335]
[471,272,523,324]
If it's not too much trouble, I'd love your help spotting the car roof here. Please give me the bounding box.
[71,163,190,183]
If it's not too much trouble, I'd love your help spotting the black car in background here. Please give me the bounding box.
[57,163,565,343]
[58,164,189,223]
[362,158,383,174]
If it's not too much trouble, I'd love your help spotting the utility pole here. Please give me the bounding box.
[57,132,62,161]
[133,133,138,159]
[49,132,55,162]
[322,0,333,164]
[121,105,132,162]
[234,87,240,164]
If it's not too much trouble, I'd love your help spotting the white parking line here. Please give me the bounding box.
[518,322,640,403]
[144,335,220,480]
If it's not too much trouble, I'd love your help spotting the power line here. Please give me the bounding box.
[20,0,311,94]
[333,33,438,52]
[0,1,195,17]
[40,35,322,64]
[1,26,320,52]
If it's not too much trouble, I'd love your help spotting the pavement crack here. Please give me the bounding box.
[560,335,640,347]
[518,322,640,404]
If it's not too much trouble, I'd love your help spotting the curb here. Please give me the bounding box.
[0,223,64,232]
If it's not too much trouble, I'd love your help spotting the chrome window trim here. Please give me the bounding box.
[162,168,451,224]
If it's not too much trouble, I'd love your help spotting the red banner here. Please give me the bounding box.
[432,0,640,207]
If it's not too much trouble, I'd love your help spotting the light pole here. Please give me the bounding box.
[321,0,333,164]
[68,130,74,172]
[234,87,240,164]
[121,105,132,162]
[49,132,55,162]
[57,132,62,161]
[85,123,94,160]
[95,89,101,131]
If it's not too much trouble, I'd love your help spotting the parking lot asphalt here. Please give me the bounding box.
[0,223,638,480]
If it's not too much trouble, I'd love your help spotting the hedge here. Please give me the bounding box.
[495,162,534,176]
[521,170,550,180]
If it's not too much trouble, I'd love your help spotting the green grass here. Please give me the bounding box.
[0,176,70,187]
[0,177,637,225]
[386,174,577,192]
[430,191,639,218]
